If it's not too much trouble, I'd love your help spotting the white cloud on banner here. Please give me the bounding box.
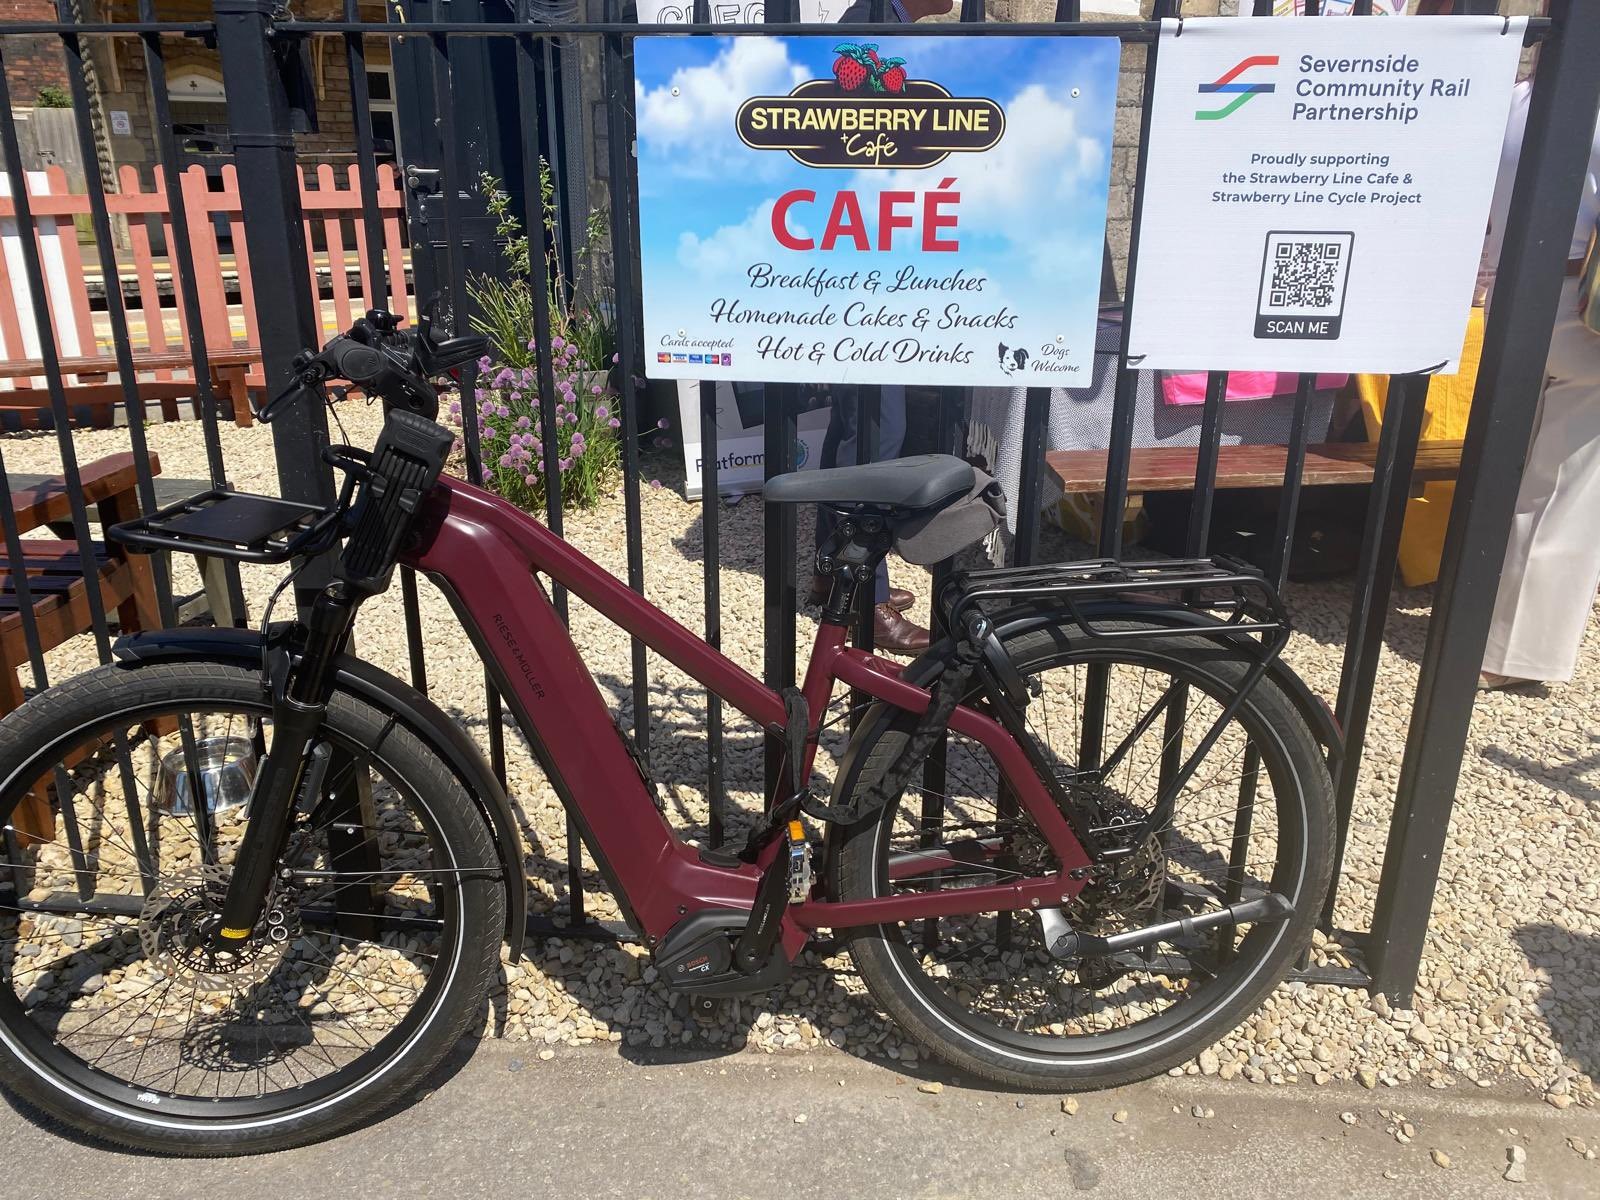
[677,199,811,279]
[637,39,806,180]
[850,83,1109,280]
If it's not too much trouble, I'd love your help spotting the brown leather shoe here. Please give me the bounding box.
[874,604,930,656]
[808,574,914,612]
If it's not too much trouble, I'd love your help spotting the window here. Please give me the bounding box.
[367,66,401,165]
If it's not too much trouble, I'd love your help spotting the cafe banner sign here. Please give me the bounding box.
[635,35,1120,388]
[1128,17,1524,374]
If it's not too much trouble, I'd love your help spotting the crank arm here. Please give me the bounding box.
[1039,891,1293,961]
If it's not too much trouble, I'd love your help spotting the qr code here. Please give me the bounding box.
[1269,241,1344,307]
[1255,231,1354,341]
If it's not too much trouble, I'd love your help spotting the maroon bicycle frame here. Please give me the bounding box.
[403,476,1092,958]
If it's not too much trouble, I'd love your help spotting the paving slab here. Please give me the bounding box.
[3,1040,1596,1200]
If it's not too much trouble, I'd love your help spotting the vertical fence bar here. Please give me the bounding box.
[212,4,325,494]
[425,28,511,798]
[149,4,249,624]
[690,0,727,847]
[761,0,800,807]
[1320,373,1428,931]
[0,66,115,664]
[1370,0,1600,1001]
[519,25,588,923]
[1222,372,1314,931]
[56,9,175,625]
[1079,0,1172,777]
[604,4,651,780]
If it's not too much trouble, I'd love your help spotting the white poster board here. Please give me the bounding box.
[677,380,836,500]
[1127,16,1524,375]
[635,34,1119,389]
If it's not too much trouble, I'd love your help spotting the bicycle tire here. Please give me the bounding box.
[831,619,1334,1091]
[0,660,504,1155]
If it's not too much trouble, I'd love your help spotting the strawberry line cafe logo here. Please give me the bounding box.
[735,44,1005,169]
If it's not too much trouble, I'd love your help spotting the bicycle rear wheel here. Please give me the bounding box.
[0,660,504,1154]
[832,620,1333,1090]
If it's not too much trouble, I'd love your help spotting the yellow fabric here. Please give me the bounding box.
[1354,306,1486,587]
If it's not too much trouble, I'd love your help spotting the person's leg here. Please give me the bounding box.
[1483,280,1600,683]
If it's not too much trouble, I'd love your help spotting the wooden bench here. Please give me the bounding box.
[2,452,164,840]
[1047,440,1465,494]
[0,348,259,432]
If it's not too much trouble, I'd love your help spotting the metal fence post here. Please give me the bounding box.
[1367,0,1600,1002]
[213,0,330,522]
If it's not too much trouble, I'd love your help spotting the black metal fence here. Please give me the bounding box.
[1,0,1596,1005]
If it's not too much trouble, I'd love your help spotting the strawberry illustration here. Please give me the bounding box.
[863,45,882,69]
[879,60,907,94]
[832,50,871,92]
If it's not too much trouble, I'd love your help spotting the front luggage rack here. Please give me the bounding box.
[109,489,340,564]
[942,555,1289,644]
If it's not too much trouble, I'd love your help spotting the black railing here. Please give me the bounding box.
[0,0,1594,1006]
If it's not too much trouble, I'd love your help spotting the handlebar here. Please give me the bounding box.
[258,306,489,425]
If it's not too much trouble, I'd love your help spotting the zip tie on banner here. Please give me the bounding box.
[1175,16,1184,37]
[1503,17,1511,36]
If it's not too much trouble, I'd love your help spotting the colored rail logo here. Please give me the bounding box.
[1195,55,1279,121]
[736,44,1005,169]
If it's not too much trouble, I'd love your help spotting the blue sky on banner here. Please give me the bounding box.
[633,36,1121,296]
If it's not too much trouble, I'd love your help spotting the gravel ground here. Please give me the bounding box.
[2,403,1596,1110]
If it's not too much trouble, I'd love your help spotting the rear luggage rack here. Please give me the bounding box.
[109,489,339,565]
[941,555,1289,644]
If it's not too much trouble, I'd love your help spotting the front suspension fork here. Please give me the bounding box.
[214,583,359,944]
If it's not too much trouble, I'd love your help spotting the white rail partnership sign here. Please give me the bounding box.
[1128,16,1525,375]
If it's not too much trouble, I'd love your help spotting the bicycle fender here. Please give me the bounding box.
[984,599,1345,758]
[112,626,528,961]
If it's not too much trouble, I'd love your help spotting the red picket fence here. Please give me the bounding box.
[0,161,410,425]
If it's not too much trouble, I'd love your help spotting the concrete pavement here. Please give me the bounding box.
[3,1040,1597,1199]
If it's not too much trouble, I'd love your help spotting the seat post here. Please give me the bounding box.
[815,509,892,626]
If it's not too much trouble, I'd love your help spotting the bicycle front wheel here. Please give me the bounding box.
[0,660,504,1155]
[832,620,1334,1091]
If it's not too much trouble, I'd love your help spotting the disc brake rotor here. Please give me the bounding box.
[139,864,297,990]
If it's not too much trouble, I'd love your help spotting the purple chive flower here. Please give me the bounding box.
[483,425,497,438]
[477,355,492,372]
[656,418,669,430]
[517,415,531,429]
[552,336,566,350]
[555,403,567,417]
[559,457,573,471]
[649,479,663,490]
[594,405,609,421]
[530,439,542,455]
[591,384,603,396]
[449,401,462,417]
[608,417,621,429]
[611,353,620,364]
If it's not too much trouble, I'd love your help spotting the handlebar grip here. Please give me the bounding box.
[322,335,389,385]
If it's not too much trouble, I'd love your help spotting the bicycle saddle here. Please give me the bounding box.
[763,453,974,511]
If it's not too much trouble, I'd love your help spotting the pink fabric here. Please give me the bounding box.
[1160,371,1348,407]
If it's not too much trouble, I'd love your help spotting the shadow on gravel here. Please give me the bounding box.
[1512,923,1598,1089]
[1481,735,1600,807]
